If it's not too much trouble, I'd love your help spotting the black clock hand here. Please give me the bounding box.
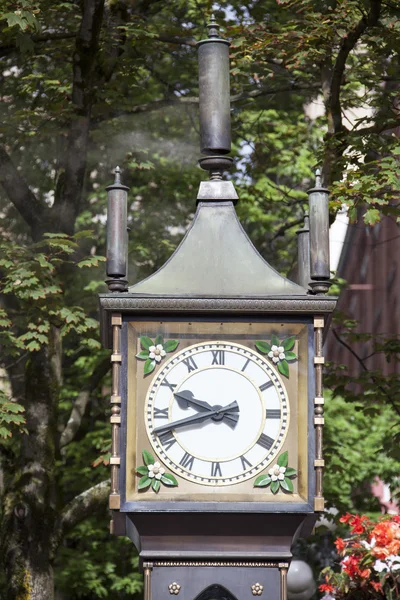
[153,410,215,436]
[154,401,240,436]
[174,390,214,413]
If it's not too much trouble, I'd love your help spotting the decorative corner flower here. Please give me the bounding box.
[136,334,179,375]
[253,451,297,494]
[136,450,178,493]
[255,334,297,378]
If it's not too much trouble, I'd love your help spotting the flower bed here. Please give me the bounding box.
[320,513,400,599]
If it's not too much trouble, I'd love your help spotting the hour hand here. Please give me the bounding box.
[174,390,214,413]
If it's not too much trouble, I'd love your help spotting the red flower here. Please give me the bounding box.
[335,537,346,553]
[339,512,353,524]
[319,576,334,594]
[370,581,383,592]
[342,555,361,578]
[339,513,370,533]
[319,583,335,593]
[371,520,400,558]
[349,514,370,534]
[358,568,371,579]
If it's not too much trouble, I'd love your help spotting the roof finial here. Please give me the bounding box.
[207,14,219,38]
[315,168,321,188]
[114,166,121,185]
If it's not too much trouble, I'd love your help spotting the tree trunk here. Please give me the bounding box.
[1,327,61,600]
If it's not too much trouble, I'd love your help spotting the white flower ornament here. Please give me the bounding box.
[149,344,166,362]
[269,464,286,481]
[136,335,179,375]
[254,451,297,493]
[256,335,297,378]
[136,450,178,493]
[148,462,165,479]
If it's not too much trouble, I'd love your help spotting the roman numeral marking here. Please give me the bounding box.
[211,462,222,477]
[240,455,252,469]
[211,350,225,365]
[257,433,274,450]
[160,378,176,392]
[266,409,281,419]
[182,356,198,372]
[259,380,274,392]
[179,452,195,471]
[158,431,176,451]
[154,407,169,419]
[241,358,250,372]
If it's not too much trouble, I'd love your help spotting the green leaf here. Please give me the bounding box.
[163,339,179,353]
[0,426,12,439]
[270,480,280,494]
[25,341,40,352]
[284,351,297,361]
[136,466,148,476]
[76,256,105,269]
[136,351,149,360]
[277,451,288,467]
[278,360,289,378]
[142,450,154,466]
[255,341,271,354]
[282,337,295,351]
[364,208,380,226]
[271,334,280,347]
[160,473,178,487]
[281,477,294,493]
[152,479,161,493]
[140,336,153,350]
[138,476,151,490]
[155,334,164,346]
[254,474,271,487]
[144,359,155,375]
[285,467,297,477]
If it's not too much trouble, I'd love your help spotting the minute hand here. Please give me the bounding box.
[153,402,239,436]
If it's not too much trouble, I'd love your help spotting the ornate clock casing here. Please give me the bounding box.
[100,187,336,568]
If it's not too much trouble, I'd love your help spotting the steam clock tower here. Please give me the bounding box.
[100,16,336,600]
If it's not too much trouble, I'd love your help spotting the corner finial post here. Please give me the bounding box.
[105,167,129,292]
[307,172,331,294]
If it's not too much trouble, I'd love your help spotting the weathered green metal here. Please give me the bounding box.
[128,196,306,298]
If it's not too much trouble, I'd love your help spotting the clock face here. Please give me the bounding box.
[145,341,289,486]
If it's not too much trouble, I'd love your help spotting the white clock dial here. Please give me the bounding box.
[144,341,289,486]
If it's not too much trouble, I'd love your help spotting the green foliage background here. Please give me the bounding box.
[0,0,399,598]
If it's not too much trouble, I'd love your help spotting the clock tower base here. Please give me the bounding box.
[111,511,317,600]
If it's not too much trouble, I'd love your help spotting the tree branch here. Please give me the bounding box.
[331,328,400,417]
[53,0,105,234]
[92,83,321,123]
[0,145,46,235]
[59,355,110,449]
[52,480,110,551]
[329,0,381,131]
[155,34,197,47]
[0,32,77,57]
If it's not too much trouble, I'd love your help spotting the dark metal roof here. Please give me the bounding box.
[128,201,306,297]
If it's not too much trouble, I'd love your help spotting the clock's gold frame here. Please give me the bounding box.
[125,319,309,504]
